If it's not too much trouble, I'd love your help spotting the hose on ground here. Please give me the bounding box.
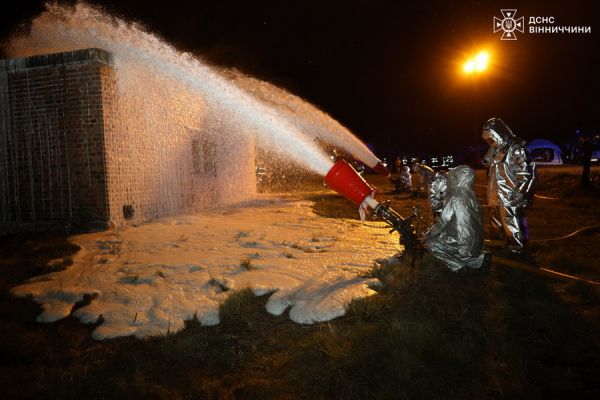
[529,226,600,242]
[492,256,600,287]
[485,228,600,286]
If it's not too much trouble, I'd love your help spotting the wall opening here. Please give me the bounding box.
[122,204,135,220]
[191,137,217,177]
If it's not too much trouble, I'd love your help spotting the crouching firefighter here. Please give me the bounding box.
[420,165,492,273]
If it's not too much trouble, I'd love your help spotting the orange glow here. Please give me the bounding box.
[464,61,475,73]
[464,52,489,74]
[475,52,488,71]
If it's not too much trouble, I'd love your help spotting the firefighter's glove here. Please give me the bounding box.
[509,191,524,206]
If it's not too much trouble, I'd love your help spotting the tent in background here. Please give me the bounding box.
[528,139,564,165]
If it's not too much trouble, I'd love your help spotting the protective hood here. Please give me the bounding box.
[429,171,448,214]
[421,165,485,271]
[482,117,514,147]
[411,163,433,174]
[449,165,476,189]
[411,163,435,181]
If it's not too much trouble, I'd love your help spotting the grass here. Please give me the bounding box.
[239,255,255,270]
[283,240,328,253]
[235,230,253,239]
[46,256,74,272]
[309,194,360,219]
[1,168,600,399]
[122,273,140,283]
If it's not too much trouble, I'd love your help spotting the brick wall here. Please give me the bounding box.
[100,64,207,226]
[0,49,111,225]
[0,48,256,229]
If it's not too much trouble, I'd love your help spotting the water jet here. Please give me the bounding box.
[0,2,387,228]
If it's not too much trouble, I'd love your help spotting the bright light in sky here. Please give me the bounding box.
[464,52,489,73]
[475,52,488,71]
[464,61,475,73]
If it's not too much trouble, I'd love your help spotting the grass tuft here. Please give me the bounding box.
[239,255,255,270]
[218,287,262,330]
[236,230,253,239]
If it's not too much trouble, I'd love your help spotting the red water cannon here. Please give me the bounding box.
[371,161,391,179]
[324,160,421,257]
[324,159,378,206]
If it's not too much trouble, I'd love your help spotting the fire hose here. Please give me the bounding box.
[492,256,599,287]
[486,226,600,287]
[529,226,600,242]
[473,183,598,285]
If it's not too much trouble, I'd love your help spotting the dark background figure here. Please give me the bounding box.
[394,156,403,175]
[411,163,435,194]
[580,133,594,188]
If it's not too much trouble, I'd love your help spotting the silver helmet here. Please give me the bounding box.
[482,118,514,147]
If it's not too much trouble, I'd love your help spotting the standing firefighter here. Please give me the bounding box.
[482,117,539,253]
[421,166,491,273]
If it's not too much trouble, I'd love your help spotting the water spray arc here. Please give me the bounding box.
[1,2,390,179]
[0,3,394,225]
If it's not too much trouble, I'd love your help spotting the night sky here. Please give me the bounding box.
[2,0,600,161]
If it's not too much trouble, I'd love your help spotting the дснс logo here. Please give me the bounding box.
[493,9,524,40]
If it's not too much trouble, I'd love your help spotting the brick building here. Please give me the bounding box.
[0,48,256,229]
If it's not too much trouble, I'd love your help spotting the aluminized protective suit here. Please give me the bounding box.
[411,163,435,193]
[429,171,447,218]
[396,165,412,192]
[482,118,539,251]
[421,166,488,272]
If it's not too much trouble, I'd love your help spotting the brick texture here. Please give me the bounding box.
[0,49,110,225]
[0,48,256,229]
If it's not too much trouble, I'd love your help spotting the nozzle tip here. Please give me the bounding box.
[372,162,391,178]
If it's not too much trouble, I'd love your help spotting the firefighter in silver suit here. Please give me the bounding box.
[482,118,539,253]
[396,165,412,192]
[429,171,447,220]
[411,163,435,194]
[421,165,491,273]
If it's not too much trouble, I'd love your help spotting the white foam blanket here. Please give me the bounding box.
[12,196,398,340]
